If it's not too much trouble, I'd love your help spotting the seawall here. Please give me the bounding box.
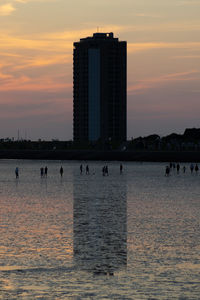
[0,150,199,162]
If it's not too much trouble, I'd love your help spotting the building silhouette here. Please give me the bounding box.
[73,32,127,143]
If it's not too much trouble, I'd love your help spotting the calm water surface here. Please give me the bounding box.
[0,160,200,299]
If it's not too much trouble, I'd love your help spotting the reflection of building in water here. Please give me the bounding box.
[73,174,127,275]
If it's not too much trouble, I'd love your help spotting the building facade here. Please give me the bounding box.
[73,32,127,143]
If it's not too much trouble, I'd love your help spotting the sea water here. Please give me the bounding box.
[0,160,200,299]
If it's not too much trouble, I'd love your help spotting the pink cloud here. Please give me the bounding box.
[128,70,200,94]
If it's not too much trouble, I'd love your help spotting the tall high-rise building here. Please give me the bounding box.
[73,32,127,143]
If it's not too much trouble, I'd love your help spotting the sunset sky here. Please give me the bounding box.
[0,0,200,140]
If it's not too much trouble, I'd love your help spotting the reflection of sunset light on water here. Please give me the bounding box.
[1,277,14,290]
[0,160,200,298]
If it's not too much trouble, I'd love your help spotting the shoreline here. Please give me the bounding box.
[0,150,199,162]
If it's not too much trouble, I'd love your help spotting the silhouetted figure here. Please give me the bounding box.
[105,165,108,176]
[169,162,173,169]
[44,166,48,177]
[40,167,44,177]
[80,164,83,175]
[195,164,199,173]
[120,164,123,174]
[165,166,170,176]
[15,167,19,178]
[60,166,63,177]
[102,166,105,176]
[183,166,186,173]
[190,163,194,174]
[173,163,176,169]
[177,163,180,174]
[86,165,89,175]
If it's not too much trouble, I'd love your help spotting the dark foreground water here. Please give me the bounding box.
[0,160,200,299]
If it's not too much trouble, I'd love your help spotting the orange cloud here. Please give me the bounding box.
[0,73,72,92]
[0,26,127,93]
[13,54,71,70]
[128,42,200,53]
[44,25,126,43]
[0,32,71,51]
[172,55,200,59]
[128,71,200,94]
[0,3,15,16]
[177,0,200,6]
[0,25,199,100]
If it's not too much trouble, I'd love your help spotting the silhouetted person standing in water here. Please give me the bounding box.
[40,167,44,177]
[190,163,194,174]
[177,163,180,174]
[195,164,199,173]
[165,166,170,176]
[105,165,108,176]
[15,167,19,178]
[183,166,186,173]
[44,166,48,177]
[80,164,83,174]
[120,164,123,174]
[60,166,63,177]
[102,166,105,176]
[86,165,89,175]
